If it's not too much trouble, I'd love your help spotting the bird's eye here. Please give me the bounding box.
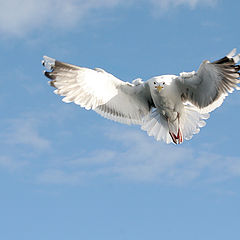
[154,82,156,84]
[163,82,165,85]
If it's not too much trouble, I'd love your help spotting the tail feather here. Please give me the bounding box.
[141,109,172,144]
[141,107,209,144]
[181,106,209,140]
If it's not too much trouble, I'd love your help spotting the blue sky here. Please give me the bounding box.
[1,0,240,239]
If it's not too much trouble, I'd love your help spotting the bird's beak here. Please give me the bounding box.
[155,86,163,91]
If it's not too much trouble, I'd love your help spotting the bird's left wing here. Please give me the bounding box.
[42,56,153,125]
[175,49,240,113]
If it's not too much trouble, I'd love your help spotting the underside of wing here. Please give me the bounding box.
[42,56,153,125]
[176,49,240,113]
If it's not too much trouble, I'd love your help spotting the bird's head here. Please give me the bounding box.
[149,78,166,92]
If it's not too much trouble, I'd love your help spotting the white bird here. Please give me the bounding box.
[42,49,240,144]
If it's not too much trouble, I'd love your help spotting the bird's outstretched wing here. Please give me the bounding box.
[176,49,240,113]
[42,56,153,125]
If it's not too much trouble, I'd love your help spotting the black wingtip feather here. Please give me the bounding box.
[235,65,240,71]
[213,56,235,65]
[44,71,53,79]
[48,80,56,88]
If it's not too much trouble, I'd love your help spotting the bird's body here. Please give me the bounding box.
[142,75,208,144]
[151,76,182,120]
[43,49,240,144]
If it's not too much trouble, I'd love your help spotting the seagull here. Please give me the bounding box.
[42,49,240,144]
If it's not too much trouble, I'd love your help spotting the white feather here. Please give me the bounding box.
[226,48,236,58]
[43,49,240,144]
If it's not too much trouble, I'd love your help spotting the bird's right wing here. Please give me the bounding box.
[43,56,153,125]
[175,49,240,113]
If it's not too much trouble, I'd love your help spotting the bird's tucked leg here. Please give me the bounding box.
[168,113,183,144]
[168,118,178,144]
[177,113,183,144]
[169,131,178,144]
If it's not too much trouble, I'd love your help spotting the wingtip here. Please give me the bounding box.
[226,48,237,58]
[44,70,51,78]
[233,54,240,64]
[42,55,56,70]
[48,80,56,87]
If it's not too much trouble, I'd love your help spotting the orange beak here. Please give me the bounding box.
[155,86,163,91]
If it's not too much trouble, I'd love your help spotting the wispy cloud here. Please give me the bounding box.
[4,117,51,150]
[1,109,239,186]
[0,156,28,171]
[0,104,79,174]
[0,0,218,36]
[37,169,89,185]
[36,125,240,186]
[151,0,217,10]
[0,101,79,152]
[0,0,123,36]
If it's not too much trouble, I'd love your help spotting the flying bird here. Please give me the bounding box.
[42,49,240,144]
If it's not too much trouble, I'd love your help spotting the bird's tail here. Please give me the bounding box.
[141,107,209,144]
[180,106,209,141]
[141,109,172,144]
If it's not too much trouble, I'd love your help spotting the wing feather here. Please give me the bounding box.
[43,56,153,124]
[176,49,240,113]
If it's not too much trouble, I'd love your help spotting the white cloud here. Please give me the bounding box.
[3,117,51,150]
[0,0,217,36]
[37,169,89,185]
[0,156,28,171]
[0,0,124,36]
[68,149,117,166]
[150,0,217,10]
[0,105,79,175]
[37,125,240,185]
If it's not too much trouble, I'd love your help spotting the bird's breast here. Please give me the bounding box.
[153,89,182,122]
